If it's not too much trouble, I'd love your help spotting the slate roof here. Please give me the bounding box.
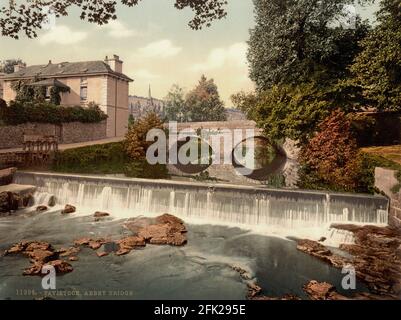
[2,60,133,82]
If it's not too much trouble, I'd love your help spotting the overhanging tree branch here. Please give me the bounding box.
[0,0,228,39]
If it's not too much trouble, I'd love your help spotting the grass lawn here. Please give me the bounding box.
[362,145,401,166]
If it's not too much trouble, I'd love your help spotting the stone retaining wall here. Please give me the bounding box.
[0,121,107,149]
[375,167,401,227]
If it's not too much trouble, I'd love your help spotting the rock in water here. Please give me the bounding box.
[303,281,348,300]
[48,196,56,207]
[94,211,110,218]
[298,224,401,297]
[0,191,20,213]
[36,205,48,212]
[131,213,188,246]
[4,241,73,276]
[0,167,17,186]
[115,236,146,255]
[61,204,76,214]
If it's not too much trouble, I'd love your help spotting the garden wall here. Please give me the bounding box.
[0,121,107,149]
[375,167,401,228]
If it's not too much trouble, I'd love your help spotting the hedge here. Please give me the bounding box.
[0,101,107,125]
[52,142,169,179]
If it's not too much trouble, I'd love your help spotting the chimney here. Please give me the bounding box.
[105,54,123,73]
[14,62,26,73]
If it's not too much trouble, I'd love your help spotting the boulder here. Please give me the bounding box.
[0,191,20,213]
[57,247,80,258]
[4,241,73,276]
[114,236,146,255]
[299,224,401,297]
[247,283,262,299]
[303,280,348,300]
[73,238,105,250]
[0,167,17,186]
[36,205,48,212]
[61,204,76,214]
[96,252,109,258]
[94,212,110,218]
[48,196,56,207]
[135,214,187,246]
[46,260,73,274]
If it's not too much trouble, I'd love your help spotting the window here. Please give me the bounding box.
[80,77,88,101]
[80,86,88,101]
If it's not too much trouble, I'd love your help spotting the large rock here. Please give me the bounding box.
[73,237,106,250]
[115,236,146,256]
[296,239,348,268]
[61,204,76,215]
[298,224,401,297]
[0,191,20,213]
[4,241,73,276]
[303,281,348,300]
[134,213,187,246]
[94,212,110,218]
[0,167,17,186]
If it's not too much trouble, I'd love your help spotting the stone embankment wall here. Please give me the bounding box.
[0,121,107,149]
[375,167,401,227]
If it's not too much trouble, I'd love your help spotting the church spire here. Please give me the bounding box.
[148,84,154,106]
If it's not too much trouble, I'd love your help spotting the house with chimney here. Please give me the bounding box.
[1,55,133,137]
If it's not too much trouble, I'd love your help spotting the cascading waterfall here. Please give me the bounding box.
[15,172,389,232]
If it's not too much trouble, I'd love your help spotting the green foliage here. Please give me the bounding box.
[192,171,218,182]
[52,142,170,179]
[11,79,70,106]
[125,112,165,160]
[248,0,371,91]
[350,0,401,112]
[164,76,227,122]
[11,79,46,103]
[0,59,24,74]
[124,160,169,179]
[232,80,350,144]
[164,84,187,122]
[52,142,128,174]
[128,114,135,128]
[0,100,107,125]
[185,75,226,122]
[298,110,365,192]
[264,174,286,189]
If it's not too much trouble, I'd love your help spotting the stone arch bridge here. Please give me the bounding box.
[166,120,300,186]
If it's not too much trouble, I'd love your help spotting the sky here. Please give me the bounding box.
[0,0,380,106]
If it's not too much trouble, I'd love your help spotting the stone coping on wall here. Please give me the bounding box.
[15,171,389,204]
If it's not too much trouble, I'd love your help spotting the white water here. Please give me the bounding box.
[17,172,388,246]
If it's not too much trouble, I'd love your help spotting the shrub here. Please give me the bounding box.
[125,112,165,160]
[52,142,170,179]
[52,142,127,174]
[0,100,107,125]
[124,160,169,179]
[298,110,363,192]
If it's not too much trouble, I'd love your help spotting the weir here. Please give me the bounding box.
[14,172,389,229]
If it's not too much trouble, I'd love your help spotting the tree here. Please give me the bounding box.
[164,85,187,122]
[0,0,227,39]
[185,75,226,122]
[298,110,363,192]
[125,112,165,160]
[350,0,401,111]
[231,73,366,144]
[248,0,371,91]
[0,59,24,74]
